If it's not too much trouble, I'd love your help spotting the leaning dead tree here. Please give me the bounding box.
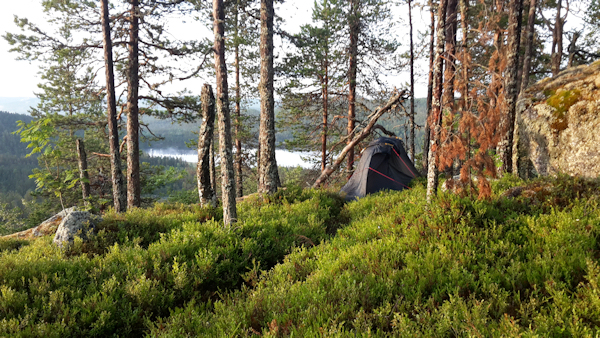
[312,89,408,188]
[197,84,217,208]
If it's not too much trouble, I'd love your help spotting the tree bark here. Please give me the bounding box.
[408,0,416,161]
[101,0,126,213]
[426,0,448,202]
[552,0,563,76]
[126,0,140,208]
[197,84,217,208]
[313,90,407,188]
[520,0,536,91]
[423,0,436,173]
[210,137,216,193]
[234,0,243,198]
[499,0,524,175]
[76,139,90,206]
[321,52,329,172]
[258,0,279,194]
[346,0,359,179]
[213,0,237,225]
[443,0,458,110]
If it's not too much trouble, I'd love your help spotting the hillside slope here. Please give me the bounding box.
[0,176,599,337]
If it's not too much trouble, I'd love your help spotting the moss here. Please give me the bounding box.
[547,89,581,131]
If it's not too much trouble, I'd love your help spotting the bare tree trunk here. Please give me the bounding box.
[213,0,237,226]
[426,0,448,202]
[313,90,407,188]
[520,0,537,91]
[210,137,216,193]
[567,31,580,68]
[423,0,436,173]
[258,0,279,194]
[126,0,140,209]
[443,0,458,110]
[552,0,563,76]
[76,139,90,206]
[408,0,416,160]
[346,0,359,179]
[321,56,329,172]
[197,84,217,208]
[101,0,126,213]
[499,0,524,175]
[234,0,243,198]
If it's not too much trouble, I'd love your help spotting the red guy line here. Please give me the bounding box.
[368,167,411,190]
[392,147,417,177]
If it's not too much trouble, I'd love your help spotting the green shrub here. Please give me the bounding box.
[150,176,600,337]
[0,190,346,337]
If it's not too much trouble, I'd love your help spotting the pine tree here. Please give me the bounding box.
[213,0,237,225]
[258,0,279,194]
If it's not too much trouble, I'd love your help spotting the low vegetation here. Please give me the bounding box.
[1,175,599,337]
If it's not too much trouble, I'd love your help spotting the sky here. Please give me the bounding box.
[0,0,430,102]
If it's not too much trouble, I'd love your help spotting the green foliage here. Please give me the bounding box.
[150,175,600,336]
[0,190,346,336]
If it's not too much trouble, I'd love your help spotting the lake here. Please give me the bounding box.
[145,148,317,168]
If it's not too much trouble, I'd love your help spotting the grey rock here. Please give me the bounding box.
[515,61,600,178]
[53,211,102,248]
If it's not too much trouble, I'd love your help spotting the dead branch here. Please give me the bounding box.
[312,89,408,188]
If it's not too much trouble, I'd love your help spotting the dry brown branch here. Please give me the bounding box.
[312,89,408,188]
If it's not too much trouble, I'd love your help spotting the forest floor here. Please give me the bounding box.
[0,174,599,336]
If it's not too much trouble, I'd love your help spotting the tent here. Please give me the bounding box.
[340,137,420,201]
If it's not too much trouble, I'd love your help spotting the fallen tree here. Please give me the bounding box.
[312,89,408,188]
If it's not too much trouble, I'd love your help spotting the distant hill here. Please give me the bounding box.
[0,111,37,195]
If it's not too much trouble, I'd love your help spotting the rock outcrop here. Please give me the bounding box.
[3,207,77,240]
[515,61,600,178]
[53,211,101,248]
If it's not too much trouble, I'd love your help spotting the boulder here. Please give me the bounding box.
[53,211,101,248]
[3,207,77,240]
[515,61,600,178]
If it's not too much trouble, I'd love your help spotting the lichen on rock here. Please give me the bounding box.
[515,61,600,178]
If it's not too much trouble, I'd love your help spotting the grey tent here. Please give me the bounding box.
[340,137,419,201]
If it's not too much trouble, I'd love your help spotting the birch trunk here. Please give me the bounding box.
[213,0,237,225]
[426,0,448,202]
[101,0,126,213]
[423,0,436,173]
[408,0,416,160]
[197,84,217,208]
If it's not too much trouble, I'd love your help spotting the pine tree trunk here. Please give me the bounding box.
[234,0,243,198]
[101,0,126,213]
[552,0,563,76]
[126,0,140,208]
[423,0,436,173]
[213,0,237,225]
[443,0,458,110]
[520,0,536,91]
[346,0,359,179]
[426,0,448,202]
[408,0,416,160]
[76,139,90,206]
[197,84,217,208]
[258,0,279,194]
[210,137,216,193]
[499,0,524,175]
